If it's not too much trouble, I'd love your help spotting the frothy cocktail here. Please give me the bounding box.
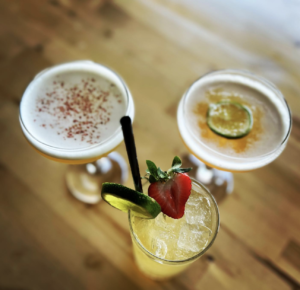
[177,70,291,172]
[20,61,134,163]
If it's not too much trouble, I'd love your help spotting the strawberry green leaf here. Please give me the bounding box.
[146,160,158,179]
[157,167,168,179]
[172,156,182,169]
[173,168,192,173]
[149,175,157,183]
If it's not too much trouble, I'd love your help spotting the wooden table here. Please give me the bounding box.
[0,0,300,289]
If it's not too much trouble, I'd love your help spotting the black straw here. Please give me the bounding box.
[120,116,143,193]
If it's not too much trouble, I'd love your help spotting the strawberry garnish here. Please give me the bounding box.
[144,156,192,219]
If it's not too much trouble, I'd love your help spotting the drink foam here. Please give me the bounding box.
[20,61,134,161]
[177,70,291,171]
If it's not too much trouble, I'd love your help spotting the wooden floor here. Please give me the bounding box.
[0,0,300,289]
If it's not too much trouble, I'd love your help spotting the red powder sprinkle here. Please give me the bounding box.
[35,77,122,144]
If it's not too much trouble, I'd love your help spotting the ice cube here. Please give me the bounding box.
[186,190,202,206]
[150,228,178,259]
[151,237,168,259]
[155,212,182,231]
[177,223,210,252]
[185,196,212,227]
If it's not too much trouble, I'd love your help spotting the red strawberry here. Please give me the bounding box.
[148,173,192,219]
[144,156,192,219]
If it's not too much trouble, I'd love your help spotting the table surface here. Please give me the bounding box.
[0,0,300,289]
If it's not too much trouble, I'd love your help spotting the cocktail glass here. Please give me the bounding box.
[129,178,219,280]
[177,70,291,201]
[19,61,134,203]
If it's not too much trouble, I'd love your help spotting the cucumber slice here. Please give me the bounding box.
[207,101,253,138]
[101,183,161,219]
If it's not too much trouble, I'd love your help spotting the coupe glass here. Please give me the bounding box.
[177,70,291,202]
[19,61,134,203]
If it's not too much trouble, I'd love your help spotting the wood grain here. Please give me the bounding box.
[0,0,299,289]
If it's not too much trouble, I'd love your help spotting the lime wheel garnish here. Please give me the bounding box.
[207,101,253,138]
[101,182,161,219]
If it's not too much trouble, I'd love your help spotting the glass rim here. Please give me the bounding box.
[180,69,292,162]
[19,61,132,152]
[128,177,220,265]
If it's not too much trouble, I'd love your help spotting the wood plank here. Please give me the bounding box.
[197,227,291,290]
[114,0,300,115]
[282,240,300,273]
[0,164,138,290]
[0,48,52,101]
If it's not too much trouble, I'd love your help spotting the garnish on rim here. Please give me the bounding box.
[144,156,192,219]
[101,116,161,219]
[101,183,161,219]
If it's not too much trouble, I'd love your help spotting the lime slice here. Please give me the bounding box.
[101,183,161,219]
[207,101,253,138]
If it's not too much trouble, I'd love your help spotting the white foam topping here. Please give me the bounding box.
[20,61,134,161]
[177,70,291,171]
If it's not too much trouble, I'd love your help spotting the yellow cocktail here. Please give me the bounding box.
[129,178,219,280]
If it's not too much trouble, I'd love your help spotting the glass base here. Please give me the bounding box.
[65,152,128,204]
[181,154,233,203]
